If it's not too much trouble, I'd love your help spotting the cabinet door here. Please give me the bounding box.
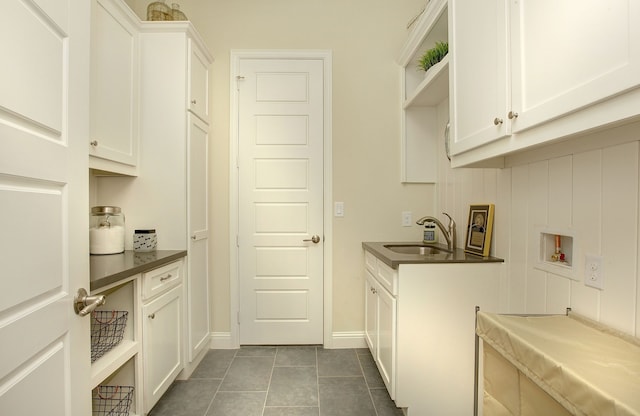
[90,0,138,168]
[449,0,509,155]
[376,285,397,399]
[186,114,210,361]
[142,285,183,412]
[364,272,378,353]
[511,0,640,133]
[188,39,210,123]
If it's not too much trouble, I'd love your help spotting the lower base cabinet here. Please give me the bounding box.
[141,262,184,413]
[364,269,397,397]
[364,249,502,415]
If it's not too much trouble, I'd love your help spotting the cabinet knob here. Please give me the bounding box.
[493,117,504,126]
[508,111,519,120]
[148,313,156,319]
[90,140,99,147]
[191,99,197,105]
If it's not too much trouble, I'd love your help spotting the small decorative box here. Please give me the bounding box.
[133,229,157,252]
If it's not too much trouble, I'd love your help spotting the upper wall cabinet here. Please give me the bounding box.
[188,45,210,123]
[89,0,139,175]
[449,0,640,167]
[398,0,449,183]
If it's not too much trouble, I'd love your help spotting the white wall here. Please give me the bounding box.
[438,121,640,336]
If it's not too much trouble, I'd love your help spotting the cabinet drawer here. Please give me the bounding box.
[364,250,377,275]
[376,259,398,296]
[142,260,182,300]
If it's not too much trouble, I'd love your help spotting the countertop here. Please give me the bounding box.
[362,241,504,269]
[90,249,187,292]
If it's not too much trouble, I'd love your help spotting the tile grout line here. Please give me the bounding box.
[358,350,380,416]
[202,349,238,416]
[316,346,321,416]
[260,347,277,415]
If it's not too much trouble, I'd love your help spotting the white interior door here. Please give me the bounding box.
[0,1,90,414]
[237,58,324,345]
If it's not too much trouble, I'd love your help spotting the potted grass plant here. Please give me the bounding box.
[418,41,449,73]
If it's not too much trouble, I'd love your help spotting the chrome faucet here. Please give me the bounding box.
[416,212,456,251]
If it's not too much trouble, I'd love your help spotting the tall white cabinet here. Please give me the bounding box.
[96,22,213,376]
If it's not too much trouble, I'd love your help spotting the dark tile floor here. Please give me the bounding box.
[149,346,404,416]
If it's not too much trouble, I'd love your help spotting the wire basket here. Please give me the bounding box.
[92,385,134,416]
[91,310,129,363]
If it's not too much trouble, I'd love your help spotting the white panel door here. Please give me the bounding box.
[0,1,90,415]
[238,58,324,344]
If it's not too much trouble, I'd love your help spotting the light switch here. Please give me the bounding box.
[402,211,412,227]
[334,202,344,217]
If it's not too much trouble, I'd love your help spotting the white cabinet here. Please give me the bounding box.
[188,44,211,123]
[397,0,449,183]
[141,262,183,412]
[97,22,213,375]
[186,113,211,363]
[364,248,502,415]
[364,251,398,399]
[449,0,640,167]
[138,27,213,369]
[89,0,139,175]
[448,0,508,156]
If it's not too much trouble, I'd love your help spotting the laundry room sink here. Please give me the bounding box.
[383,244,452,255]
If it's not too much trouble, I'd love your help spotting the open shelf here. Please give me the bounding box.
[404,56,449,108]
[91,340,140,389]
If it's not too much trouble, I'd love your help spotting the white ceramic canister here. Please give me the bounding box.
[89,206,125,255]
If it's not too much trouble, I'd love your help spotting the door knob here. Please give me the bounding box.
[74,288,106,316]
[303,235,321,244]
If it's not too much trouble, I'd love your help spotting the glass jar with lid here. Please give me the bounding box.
[89,206,125,255]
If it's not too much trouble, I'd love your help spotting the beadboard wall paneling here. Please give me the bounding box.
[600,143,638,333]
[438,127,640,335]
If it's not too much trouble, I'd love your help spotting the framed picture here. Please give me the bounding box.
[464,204,495,256]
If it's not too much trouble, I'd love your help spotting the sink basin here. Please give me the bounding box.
[383,244,452,255]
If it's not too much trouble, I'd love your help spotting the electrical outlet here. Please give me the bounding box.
[402,211,412,227]
[584,254,604,290]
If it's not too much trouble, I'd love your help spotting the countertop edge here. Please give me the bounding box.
[362,241,504,269]
[90,250,188,292]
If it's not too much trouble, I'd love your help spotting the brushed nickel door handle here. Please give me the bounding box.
[303,235,320,244]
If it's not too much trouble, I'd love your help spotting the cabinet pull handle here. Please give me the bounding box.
[90,140,99,147]
[160,274,172,282]
[508,111,519,120]
[493,117,504,126]
[148,313,155,319]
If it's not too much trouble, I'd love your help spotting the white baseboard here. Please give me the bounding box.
[208,331,366,349]
[210,332,236,349]
[330,331,367,349]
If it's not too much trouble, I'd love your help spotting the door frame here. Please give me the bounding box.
[229,50,333,348]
